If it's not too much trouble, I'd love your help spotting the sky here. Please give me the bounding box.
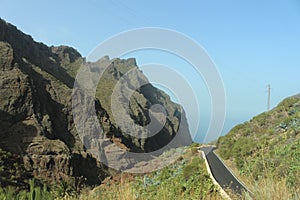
[1,0,300,142]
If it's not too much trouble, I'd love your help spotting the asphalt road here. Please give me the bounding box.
[201,146,248,195]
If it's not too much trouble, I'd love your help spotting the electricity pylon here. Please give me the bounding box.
[267,84,271,111]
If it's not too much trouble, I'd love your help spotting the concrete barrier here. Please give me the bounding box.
[199,150,232,200]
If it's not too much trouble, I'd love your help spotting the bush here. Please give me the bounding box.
[0,179,54,200]
[183,158,202,180]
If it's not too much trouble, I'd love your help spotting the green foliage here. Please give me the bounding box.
[27,179,54,200]
[183,158,202,180]
[0,178,78,200]
[0,179,53,200]
[189,142,201,148]
[92,146,220,200]
[133,156,217,200]
[0,146,220,200]
[0,148,31,188]
[52,180,77,199]
[217,95,300,194]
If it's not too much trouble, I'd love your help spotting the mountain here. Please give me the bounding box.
[0,18,192,189]
[217,94,300,194]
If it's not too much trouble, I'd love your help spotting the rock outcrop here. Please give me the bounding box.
[0,18,192,187]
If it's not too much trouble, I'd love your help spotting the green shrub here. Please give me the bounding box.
[183,158,202,180]
[0,179,54,200]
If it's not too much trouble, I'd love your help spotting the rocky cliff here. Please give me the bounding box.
[0,18,192,188]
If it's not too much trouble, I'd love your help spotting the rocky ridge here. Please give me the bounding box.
[0,18,192,188]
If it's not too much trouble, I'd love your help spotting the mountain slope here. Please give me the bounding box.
[217,94,300,194]
[0,18,192,189]
[82,145,222,200]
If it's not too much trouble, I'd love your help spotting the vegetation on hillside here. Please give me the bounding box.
[85,145,221,200]
[217,95,300,199]
[0,179,54,200]
[0,145,223,200]
[0,148,32,189]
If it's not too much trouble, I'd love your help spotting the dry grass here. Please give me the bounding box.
[78,148,224,200]
[249,176,292,200]
[80,182,224,200]
[222,176,298,200]
[223,175,297,200]
[78,146,297,200]
[80,181,136,200]
[214,150,300,200]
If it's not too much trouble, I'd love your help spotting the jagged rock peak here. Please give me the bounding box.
[51,45,82,63]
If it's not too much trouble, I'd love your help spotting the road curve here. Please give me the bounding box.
[201,146,249,195]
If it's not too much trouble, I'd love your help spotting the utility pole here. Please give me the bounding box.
[267,84,271,111]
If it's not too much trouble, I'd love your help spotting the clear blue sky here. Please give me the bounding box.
[1,0,300,142]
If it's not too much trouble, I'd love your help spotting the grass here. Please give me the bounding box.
[215,150,300,200]
[0,145,224,200]
[80,146,222,200]
[0,179,54,200]
[4,142,277,200]
[249,176,298,200]
[216,95,300,199]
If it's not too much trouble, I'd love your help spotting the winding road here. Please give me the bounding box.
[201,146,249,195]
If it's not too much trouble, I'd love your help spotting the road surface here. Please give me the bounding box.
[201,146,249,195]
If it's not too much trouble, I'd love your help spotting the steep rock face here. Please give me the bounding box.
[0,18,192,187]
[96,58,191,152]
[0,19,107,187]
